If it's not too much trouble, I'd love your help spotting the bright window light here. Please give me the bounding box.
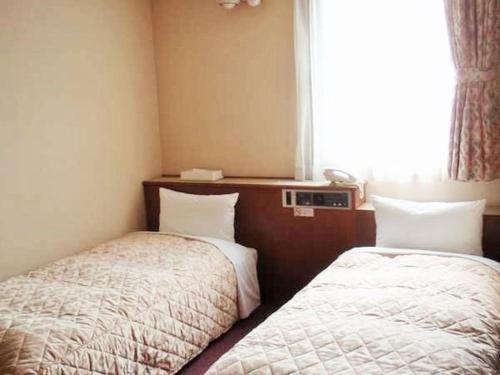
[312,0,455,182]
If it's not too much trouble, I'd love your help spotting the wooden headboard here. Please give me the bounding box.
[143,177,500,304]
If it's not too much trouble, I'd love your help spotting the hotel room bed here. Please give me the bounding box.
[206,247,500,375]
[0,231,259,374]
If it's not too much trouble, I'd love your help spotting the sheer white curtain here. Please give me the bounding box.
[294,0,455,182]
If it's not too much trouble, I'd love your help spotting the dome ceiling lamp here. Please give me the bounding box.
[217,0,261,10]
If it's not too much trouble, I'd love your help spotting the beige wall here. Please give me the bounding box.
[0,0,162,280]
[153,0,296,177]
[0,0,498,283]
[152,0,500,204]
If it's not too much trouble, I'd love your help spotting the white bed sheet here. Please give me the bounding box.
[145,231,260,319]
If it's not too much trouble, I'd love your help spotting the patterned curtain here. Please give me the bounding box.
[445,0,500,181]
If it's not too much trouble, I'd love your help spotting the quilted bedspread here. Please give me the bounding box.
[207,249,500,375]
[0,232,238,374]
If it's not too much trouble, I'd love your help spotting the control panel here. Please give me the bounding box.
[282,189,351,210]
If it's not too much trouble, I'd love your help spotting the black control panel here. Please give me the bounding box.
[283,190,351,209]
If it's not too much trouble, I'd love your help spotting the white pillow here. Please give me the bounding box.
[372,195,486,256]
[159,188,239,242]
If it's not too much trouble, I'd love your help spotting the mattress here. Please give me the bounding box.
[0,232,243,374]
[206,248,500,374]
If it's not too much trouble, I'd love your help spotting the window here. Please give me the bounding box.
[308,0,454,181]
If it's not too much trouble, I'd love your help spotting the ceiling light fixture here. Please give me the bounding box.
[217,0,261,10]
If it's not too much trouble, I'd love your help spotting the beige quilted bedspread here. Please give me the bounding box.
[207,250,500,375]
[0,232,238,374]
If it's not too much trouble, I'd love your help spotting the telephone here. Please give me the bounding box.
[323,169,357,184]
[323,168,365,199]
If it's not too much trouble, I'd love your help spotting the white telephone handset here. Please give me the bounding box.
[323,168,357,184]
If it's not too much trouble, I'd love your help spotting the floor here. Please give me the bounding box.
[178,304,278,375]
